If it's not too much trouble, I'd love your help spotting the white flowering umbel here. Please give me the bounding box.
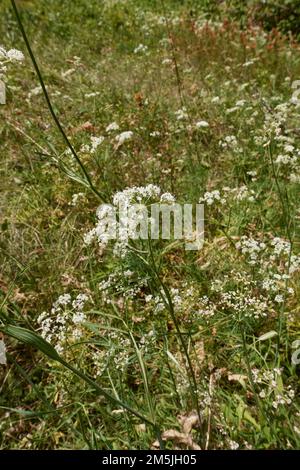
[236,235,300,276]
[84,184,176,257]
[37,293,89,353]
[252,368,295,409]
[199,190,226,206]
[115,131,133,147]
[235,236,266,265]
[258,83,300,181]
[199,185,256,208]
[0,45,24,104]
[0,46,24,77]
[80,135,104,154]
[105,121,119,132]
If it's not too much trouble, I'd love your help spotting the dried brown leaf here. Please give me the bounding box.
[161,429,201,450]
[179,411,200,435]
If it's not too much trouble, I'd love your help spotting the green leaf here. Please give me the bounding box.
[2,325,60,361]
[1,324,157,428]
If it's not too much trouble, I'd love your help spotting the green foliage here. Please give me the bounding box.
[0,0,299,451]
[206,1,300,38]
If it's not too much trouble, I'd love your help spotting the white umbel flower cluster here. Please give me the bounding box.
[115,131,133,146]
[81,135,104,154]
[112,184,161,206]
[199,190,226,206]
[252,368,295,409]
[84,184,176,257]
[235,236,266,264]
[106,121,119,132]
[0,45,24,104]
[0,46,24,63]
[195,120,209,128]
[37,293,89,353]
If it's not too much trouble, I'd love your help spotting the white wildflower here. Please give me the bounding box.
[195,120,209,128]
[106,121,119,132]
[134,44,148,54]
[199,190,226,206]
[54,293,72,308]
[115,131,133,146]
[84,92,100,98]
[70,192,85,206]
[228,440,239,450]
[149,130,160,137]
[90,136,104,153]
[160,192,176,203]
[175,107,188,120]
[7,48,24,62]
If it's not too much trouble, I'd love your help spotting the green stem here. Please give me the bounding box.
[11,0,104,201]
[241,326,266,423]
[147,240,202,431]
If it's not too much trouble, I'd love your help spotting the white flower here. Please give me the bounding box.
[7,48,24,62]
[275,154,297,165]
[228,440,239,450]
[73,328,83,339]
[106,121,119,132]
[199,190,226,206]
[231,185,256,202]
[150,131,160,137]
[84,228,96,245]
[235,236,266,264]
[54,293,72,308]
[28,86,42,99]
[274,294,284,303]
[134,44,148,54]
[72,311,86,324]
[288,255,300,274]
[219,135,238,149]
[284,144,294,153]
[271,237,291,256]
[160,192,176,203]
[243,60,255,67]
[84,92,100,98]
[90,136,104,153]
[72,293,89,311]
[236,99,246,107]
[115,131,133,146]
[175,108,188,121]
[70,192,85,206]
[195,120,209,128]
[113,184,161,206]
[86,184,162,255]
[123,270,134,278]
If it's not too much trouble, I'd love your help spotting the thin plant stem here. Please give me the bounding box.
[147,240,202,432]
[11,0,104,201]
[267,143,293,364]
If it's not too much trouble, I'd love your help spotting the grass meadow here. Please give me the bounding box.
[0,0,300,450]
